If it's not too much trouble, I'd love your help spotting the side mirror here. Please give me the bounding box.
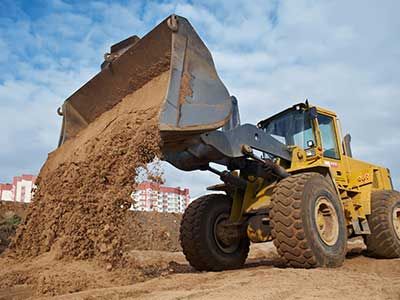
[342,134,352,158]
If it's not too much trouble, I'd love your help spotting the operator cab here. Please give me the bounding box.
[258,103,341,160]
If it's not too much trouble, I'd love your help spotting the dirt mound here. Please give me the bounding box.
[2,242,399,300]
[0,201,28,219]
[0,250,186,298]
[124,211,181,252]
[0,246,188,297]
[10,71,170,267]
[0,210,182,297]
[0,202,27,254]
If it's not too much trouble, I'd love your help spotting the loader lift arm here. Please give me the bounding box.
[164,123,292,172]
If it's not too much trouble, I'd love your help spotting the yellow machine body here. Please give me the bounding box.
[226,104,393,242]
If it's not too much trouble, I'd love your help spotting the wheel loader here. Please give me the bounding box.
[57,15,400,269]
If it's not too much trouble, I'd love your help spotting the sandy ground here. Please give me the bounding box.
[1,240,399,300]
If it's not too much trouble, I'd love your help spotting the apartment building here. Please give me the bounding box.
[131,181,190,213]
[0,174,37,203]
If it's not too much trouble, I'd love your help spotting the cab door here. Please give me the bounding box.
[316,114,347,184]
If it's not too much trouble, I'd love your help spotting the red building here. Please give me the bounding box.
[0,174,37,203]
[131,181,190,213]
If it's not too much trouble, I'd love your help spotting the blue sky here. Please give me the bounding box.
[0,0,399,198]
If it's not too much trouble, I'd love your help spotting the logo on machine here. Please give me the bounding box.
[357,173,370,183]
[324,161,338,168]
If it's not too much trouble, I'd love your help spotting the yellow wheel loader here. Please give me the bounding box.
[57,15,400,269]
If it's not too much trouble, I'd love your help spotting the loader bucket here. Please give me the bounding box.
[58,14,232,147]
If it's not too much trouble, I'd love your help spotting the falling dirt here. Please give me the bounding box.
[62,21,173,140]
[3,69,171,272]
[0,37,190,297]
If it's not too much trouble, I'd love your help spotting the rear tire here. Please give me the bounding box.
[364,190,400,258]
[180,194,250,271]
[270,173,347,268]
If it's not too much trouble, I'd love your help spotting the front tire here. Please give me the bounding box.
[364,190,400,258]
[180,194,250,271]
[270,173,347,268]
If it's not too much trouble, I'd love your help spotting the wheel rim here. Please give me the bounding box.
[393,206,400,240]
[314,197,339,246]
[213,213,240,254]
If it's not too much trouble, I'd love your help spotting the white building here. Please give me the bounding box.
[131,181,190,213]
[0,174,37,203]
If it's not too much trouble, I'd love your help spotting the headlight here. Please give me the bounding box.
[306,148,316,157]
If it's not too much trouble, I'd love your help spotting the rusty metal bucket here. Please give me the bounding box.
[58,14,232,148]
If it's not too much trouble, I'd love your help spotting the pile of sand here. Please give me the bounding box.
[123,211,181,252]
[1,43,188,297]
[0,68,186,297]
[9,71,173,267]
[0,202,28,219]
[0,202,27,254]
[0,211,183,297]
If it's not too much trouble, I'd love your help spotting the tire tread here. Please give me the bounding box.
[271,173,318,268]
[179,194,249,271]
[364,190,400,258]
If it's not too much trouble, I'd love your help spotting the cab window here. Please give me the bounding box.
[263,108,316,150]
[317,114,340,159]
